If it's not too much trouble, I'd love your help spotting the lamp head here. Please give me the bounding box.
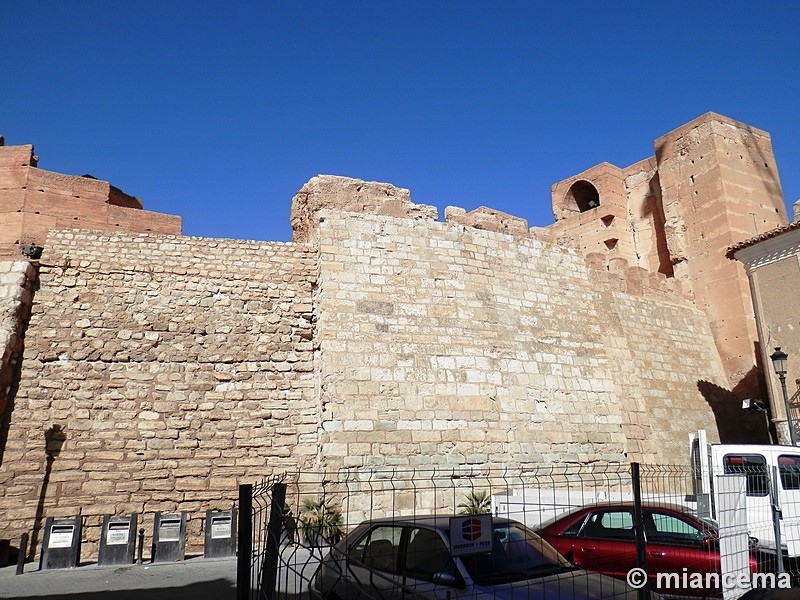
[771,347,788,376]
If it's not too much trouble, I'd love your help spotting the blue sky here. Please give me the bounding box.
[3,2,799,243]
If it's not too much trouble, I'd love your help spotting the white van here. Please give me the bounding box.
[690,429,800,556]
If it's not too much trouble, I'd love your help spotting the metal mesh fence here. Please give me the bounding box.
[240,463,799,600]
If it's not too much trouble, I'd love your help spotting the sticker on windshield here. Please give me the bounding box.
[449,515,493,556]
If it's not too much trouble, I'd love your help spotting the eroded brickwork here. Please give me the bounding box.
[291,175,437,242]
[0,231,317,555]
[0,261,35,417]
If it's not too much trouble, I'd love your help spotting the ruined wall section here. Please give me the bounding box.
[0,230,317,555]
[622,157,676,279]
[315,210,729,469]
[0,260,36,418]
[291,175,437,243]
[444,206,531,237]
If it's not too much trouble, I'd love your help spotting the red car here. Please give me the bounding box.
[537,503,758,597]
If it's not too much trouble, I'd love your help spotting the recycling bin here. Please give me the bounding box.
[152,512,186,562]
[98,513,138,566]
[39,516,82,569]
[204,509,237,558]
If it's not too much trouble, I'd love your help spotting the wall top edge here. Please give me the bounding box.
[45,227,310,250]
[654,112,771,147]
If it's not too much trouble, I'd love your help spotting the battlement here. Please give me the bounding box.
[444,205,530,237]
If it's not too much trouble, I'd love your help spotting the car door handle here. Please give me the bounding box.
[581,546,597,552]
[648,551,666,558]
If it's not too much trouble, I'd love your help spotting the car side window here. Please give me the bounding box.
[646,512,704,546]
[349,526,402,573]
[579,511,634,540]
[404,527,459,583]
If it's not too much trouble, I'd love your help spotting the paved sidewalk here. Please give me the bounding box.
[0,556,237,600]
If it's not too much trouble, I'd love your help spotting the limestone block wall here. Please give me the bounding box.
[0,230,317,555]
[315,210,731,470]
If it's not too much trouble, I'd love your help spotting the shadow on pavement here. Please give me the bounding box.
[4,577,235,600]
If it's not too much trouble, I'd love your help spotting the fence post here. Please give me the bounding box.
[260,483,287,600]
[631,462,650,600]
[16,533,28,575]
[770,466,785,574]
[237,483,253,600]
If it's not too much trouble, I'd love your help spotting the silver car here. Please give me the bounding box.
[309,515,653,599]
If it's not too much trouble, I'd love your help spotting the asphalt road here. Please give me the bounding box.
[0,556,237,600]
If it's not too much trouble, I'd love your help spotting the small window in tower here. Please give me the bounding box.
[566,180,601,212]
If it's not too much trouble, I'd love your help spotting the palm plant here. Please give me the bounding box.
[299,497,344,546]
[458,490,492,515]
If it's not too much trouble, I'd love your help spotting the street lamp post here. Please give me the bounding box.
[771,347,796,446]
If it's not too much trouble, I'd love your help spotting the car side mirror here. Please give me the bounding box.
[432,572,459,587]
[701,536,718,552]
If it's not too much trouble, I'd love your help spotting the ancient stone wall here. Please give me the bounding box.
[548,113,790,402]
[1,111,790,559]
[0,230,317,555]
[315,210,732,470]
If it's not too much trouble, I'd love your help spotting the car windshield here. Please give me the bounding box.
[459,523,576,585]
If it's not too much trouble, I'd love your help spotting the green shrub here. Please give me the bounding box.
[299,497,344,546]
[458,490,491,515]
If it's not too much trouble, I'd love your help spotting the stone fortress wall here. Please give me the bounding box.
[0,230,317,554]
[0,112,791,557]
[314,209,731,469]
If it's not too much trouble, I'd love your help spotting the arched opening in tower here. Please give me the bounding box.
[566,180,600,212]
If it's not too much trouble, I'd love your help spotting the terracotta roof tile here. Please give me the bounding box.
[726,220,800,259]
